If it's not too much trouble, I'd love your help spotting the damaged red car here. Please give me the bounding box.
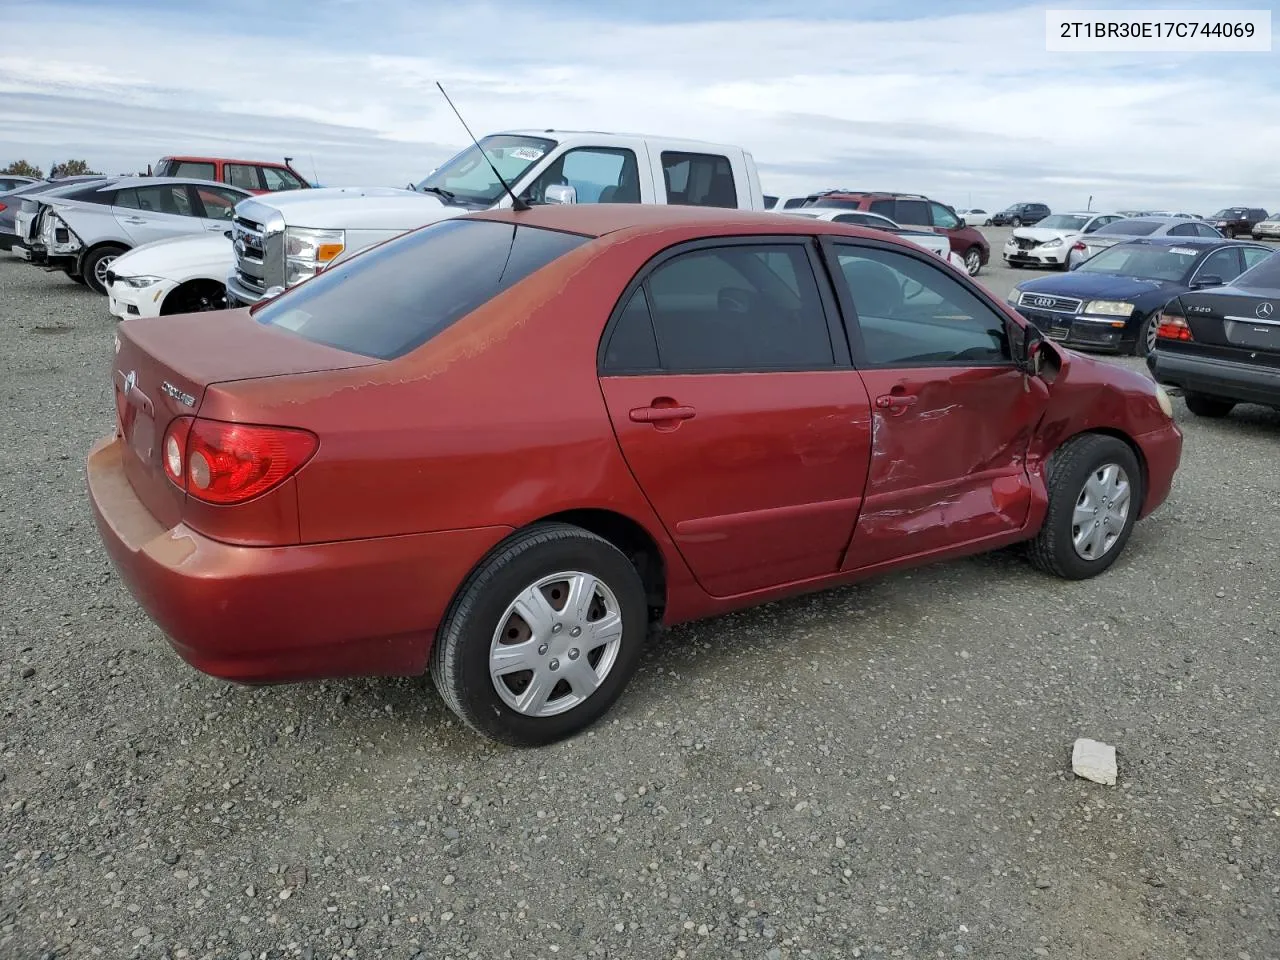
[87,204,1183,747]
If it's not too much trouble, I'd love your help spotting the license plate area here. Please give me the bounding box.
[1224,320,1280,353]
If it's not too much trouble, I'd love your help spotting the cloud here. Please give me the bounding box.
[0,0,1276,212]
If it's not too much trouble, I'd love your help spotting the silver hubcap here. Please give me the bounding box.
[965,250,981,274]
[1145,316,1158,352]
[94,255,116,287]
[489,571,623,718]
[1072,463,1131,561]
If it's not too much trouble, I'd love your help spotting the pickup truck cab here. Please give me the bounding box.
[225,130,765,305]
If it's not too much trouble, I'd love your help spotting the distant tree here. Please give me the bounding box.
[51,159,100,177]
[1,160,43,178]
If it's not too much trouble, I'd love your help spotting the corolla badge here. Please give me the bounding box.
[161,381,196,407]
[1256,302,1274,319]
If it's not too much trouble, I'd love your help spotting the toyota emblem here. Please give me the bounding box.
[1256,302,1274,319]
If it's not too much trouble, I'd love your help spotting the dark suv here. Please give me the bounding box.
[1210,206,1268,238]
[990,203,1051,227]
[793,190,990,276]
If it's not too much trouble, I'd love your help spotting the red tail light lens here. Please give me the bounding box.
[1072,241,1087,252]
[0,202,7,214]
[1155,312,1193,342]
[162,417,318,504]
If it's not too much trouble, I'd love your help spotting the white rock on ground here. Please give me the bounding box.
[1072,738,1117,785]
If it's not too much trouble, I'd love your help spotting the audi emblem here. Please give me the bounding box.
[1256,302,1274,319]
[1033,296,1056,308]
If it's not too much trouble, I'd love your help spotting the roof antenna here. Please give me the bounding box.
[435,81,529,211]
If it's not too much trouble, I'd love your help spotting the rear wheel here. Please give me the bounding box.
[82,244,127,296]
[1183,392,1235,418]
[1028,433,1142,580]
[430,523,648,747]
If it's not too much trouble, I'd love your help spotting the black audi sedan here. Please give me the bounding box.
[1008,237,1274,356]
[1147,249,1280,418]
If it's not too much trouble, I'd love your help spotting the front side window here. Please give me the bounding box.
[1195,247,1243,283]
[614,243,834,372]
[414,135,557,207]
[196,186,247,220]
[660,152,738,208]
[262,166,306,191]
[929,202,959,229]
[525,147,640,204]
[833,244,1007,367]
[253,219,589,360]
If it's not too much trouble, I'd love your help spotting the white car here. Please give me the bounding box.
[783,207,969,271]
[106,233,233,320]
[958,208,990,226]
[1003,212,1127,270]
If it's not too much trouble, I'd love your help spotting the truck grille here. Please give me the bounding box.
[1017,292,1082,313]
[232,216,267,295]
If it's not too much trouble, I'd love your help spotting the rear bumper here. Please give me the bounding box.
[86,435,513,683]
[1133,421,1183,519]
[1147,349,1280,408]
[13,242,44,263]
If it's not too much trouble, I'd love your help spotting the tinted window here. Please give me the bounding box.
[1098,219,1163,236]
[172,161,216,180]
[1040,215,1091,231]
[660,152,737,208]
[894,200,930,225]
[253,219,589,360]
[1168,223,1197,236]
[782,197,809,209]
[67,185,115,204]
[1196,247,1243,283]
[1193,222,1222,238]
[642,244,833,371]
[929,203,959,229]
[195,186,246,220]
[225,164,261,190]
[527,147,640,204]
[763,196,778,209]
[1076,244,1201,282]
[114,185,195,216]
[869,199,894,218]
[602,288,660,372]
[835,213,887,228]
[1241,246,1274,271]
[1234,251,1280,289]
[262,166,306,191]
[833,243,1006,367]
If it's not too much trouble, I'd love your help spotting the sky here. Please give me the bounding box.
[0,0,1277,213]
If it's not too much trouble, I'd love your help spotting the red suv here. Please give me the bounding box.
[797,191,990,276]
[152,156,310,194]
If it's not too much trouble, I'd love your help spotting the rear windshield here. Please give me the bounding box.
[252,218,590,359]
[1233,250,1280,290]
[1098,219,1162,236]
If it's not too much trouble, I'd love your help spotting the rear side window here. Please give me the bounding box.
[894,200,930,225]
[172,161,216,180]
[660,152,737,208]
[868,199,894,218]
[253,219,590,360]
[1236,249,1280,288]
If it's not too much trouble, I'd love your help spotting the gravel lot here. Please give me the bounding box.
[2,236,1278,960]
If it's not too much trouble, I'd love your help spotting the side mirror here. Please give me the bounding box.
[1191,274,1223,289]
[1005,316,1046,376]
[956,217,967,228]
[545,184,577,205]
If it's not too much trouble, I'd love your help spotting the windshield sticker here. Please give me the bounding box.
[508,147,545,162]
[1169,247,1198,256]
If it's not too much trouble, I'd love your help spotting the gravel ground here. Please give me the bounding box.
[1,251,1278,960]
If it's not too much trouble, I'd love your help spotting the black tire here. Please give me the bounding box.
[1132,314,1155,357]
[429,522,648,747]
[1027,433,1143,580]
[62,266,87,286]
[963,247,983,276]
[1183,392,1235,418]
[81,244,127,296]
[1011,217,1023,228]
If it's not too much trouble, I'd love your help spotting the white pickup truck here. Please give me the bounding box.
[216,129,766,307]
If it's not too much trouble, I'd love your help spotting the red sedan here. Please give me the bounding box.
[87,204,1184,746]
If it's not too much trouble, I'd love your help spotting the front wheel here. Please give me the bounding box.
[430,523,649,747]
[1184,392,1235,418]
[1027,434,1143,580]
[964,247,983,276]
[82,245,127,296]
[1011,217,1023,228]
[1133,314,1157,357]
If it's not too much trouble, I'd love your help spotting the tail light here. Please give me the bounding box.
[162,417,318,505]
[1155,312,1193,342]
[0,202,7,213]
[1072,241,1087,252]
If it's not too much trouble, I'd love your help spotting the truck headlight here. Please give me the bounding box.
[1084,300,1135,317]
[285,227,345,263]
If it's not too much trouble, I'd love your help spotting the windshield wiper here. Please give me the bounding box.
[418,186,456,202]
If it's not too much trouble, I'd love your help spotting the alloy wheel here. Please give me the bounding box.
[1071,463,1131,561]
[488,571,624,718]
[93,255,117,288]
[964,249,982,275]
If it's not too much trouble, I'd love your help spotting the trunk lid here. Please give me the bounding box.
[1172,289,1280,368]
[112,308,379,527]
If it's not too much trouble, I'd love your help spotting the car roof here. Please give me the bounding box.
[1114,236,1234,248]
[93,176,250,191]
[161,155,295,167]
[493,129,745,151]
[468,203,894,240]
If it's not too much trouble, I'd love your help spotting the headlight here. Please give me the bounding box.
[1007,289,1023,304]
[1084,300,1135,317]
[284,227,345,263]
[117,275,163,289]
[1042,238,1063,248]
[1154,385,1173,418]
